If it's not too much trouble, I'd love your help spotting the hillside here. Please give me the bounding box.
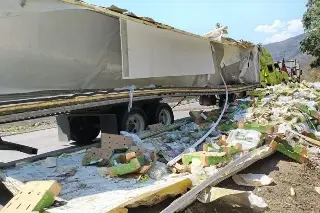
[264,34,319,81]
[264,34,311,65]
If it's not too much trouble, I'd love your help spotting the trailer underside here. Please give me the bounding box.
[0,84,258,124]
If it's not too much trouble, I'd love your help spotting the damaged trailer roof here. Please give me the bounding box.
[60,0,254,48]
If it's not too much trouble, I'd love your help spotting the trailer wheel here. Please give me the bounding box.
[117,108,148,133]
[69,116,100,145]
[148,103,174,125]
[199,95,217,106]
[219,94,235,107]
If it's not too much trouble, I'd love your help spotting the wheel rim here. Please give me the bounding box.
[158,109,172,125]
[125,114,145,133]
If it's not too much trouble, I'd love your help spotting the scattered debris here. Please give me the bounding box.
[290,187,296,196]
[97,167,109,178]
[232,173,273,186]
[137,174,149,183]
[247,191,268,209]
[42,157,57,168]
[55,166,77,178]
[182,151,230,167]
[315,187,320,194]
[198,187,268,209]
[227,129,262,150]
[82,134,133,166]
[148,162,169,180]
[3,82,320,212]
[269,136,308,163]
[107,147,157,177]
[161,145,274,213]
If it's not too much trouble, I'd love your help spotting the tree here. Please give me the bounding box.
[300,0,320,67]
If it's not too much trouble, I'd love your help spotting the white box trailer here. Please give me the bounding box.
[0,0,260,148]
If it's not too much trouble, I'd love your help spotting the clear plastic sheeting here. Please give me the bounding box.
[227,129,263,150]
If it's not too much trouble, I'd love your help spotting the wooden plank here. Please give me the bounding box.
[161,145,275,213]
[288,129,320,147]
[0,170,24,196]
[45,176,192,213]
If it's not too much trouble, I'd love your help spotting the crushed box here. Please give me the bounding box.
[182,151,231,167]
[1,180,61,213]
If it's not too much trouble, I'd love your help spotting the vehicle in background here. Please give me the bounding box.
[278,59,303,83]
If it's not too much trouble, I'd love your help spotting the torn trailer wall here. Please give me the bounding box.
[0,0,259,98]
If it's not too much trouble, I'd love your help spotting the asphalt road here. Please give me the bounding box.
[0,102,212,163]
[0,128,74,163]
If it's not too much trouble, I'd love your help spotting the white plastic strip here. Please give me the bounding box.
[167,61,228,167]
[114,85,136,112]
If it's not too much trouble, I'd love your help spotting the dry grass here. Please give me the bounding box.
[302,68,320,82]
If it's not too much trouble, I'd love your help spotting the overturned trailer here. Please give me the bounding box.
[0,0,260,146]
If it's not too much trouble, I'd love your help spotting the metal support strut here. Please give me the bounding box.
[0,136,38,155]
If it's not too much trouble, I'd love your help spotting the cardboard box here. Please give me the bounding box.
[182,151,231,167]
[219,144,242,155]
[296,103,320,120]
[173,163,188,173]
[238,122,274,134]
[217,135,228,146]
[218,121,237,132]
[108,155,146,177]
[82,134,133,166]
[189,111,206,124]
[1,180,61,213]
[203,143,220,152]
[269,137,307,163]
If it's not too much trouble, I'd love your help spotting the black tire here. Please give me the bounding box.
[219,94,235,107]
[69,116,100,145]
[148,103,174,125]
[199,96,216,106]
[199,96,205,105]
[117,107,148,133]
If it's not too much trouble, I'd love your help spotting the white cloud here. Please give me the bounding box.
[264,31,292,43]
[287,19,303,33]
[254,19,304,44]
[254,20,284,33]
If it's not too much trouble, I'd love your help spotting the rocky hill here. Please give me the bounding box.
[264,34,319,81]
[264,34,311,65]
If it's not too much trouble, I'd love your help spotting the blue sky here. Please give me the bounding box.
[87,0,307,44]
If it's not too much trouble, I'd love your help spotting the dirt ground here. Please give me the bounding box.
[130,152,320,213]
